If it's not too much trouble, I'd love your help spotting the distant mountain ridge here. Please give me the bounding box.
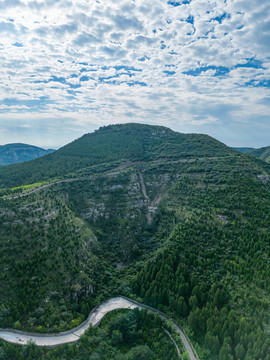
[233,146,270,162]
[0,143,55,166]
[233,147,255,153]
[249,146,270,163]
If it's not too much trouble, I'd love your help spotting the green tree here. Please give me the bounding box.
[235,343,246,360]
[126,345,154,360]
[205,331,220,355]
[219,342,233,360]
[111,330,123,346]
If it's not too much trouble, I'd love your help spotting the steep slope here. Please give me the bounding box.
[133,155,270,360]
[0,187,98,331]
[0,123,234,188]
[0,143,54,166]
[0,124,269,360]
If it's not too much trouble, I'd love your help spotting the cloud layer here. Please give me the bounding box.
[0,0,269,147]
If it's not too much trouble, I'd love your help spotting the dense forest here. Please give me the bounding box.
[0,124,269,359]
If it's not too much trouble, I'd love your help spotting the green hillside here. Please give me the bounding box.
[0,143,54,166]
[0,123,234,188]
[0,124,269,360]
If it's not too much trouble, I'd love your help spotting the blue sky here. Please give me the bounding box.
[0,0,269,148]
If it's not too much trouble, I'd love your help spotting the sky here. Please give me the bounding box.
[0,0,269,149]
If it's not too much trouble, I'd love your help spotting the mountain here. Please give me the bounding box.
[0,123,269,360]
[0,143,55,166]
[249,146,270,163]
[233,147,255,153]
[0,123,234,188]
[234,146,270,163]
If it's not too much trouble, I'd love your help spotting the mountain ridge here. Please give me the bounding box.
[249,145,270,162]
[0,123,236,188]
[233,145,270,162]
[0,143,55,166]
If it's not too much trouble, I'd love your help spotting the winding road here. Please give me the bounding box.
[0,296,200,360]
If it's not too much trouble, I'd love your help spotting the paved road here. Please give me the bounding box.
[0,296,200,360]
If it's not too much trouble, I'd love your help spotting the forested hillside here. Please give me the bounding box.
[0,123,234,188]
[0,124,269,360]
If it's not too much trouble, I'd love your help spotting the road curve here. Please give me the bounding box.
[0,296,200,360]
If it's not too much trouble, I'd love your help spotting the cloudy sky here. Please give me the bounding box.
[0,0,269,149]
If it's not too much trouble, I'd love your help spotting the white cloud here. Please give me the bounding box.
[0,0,269,147]
[19,123,31,127]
